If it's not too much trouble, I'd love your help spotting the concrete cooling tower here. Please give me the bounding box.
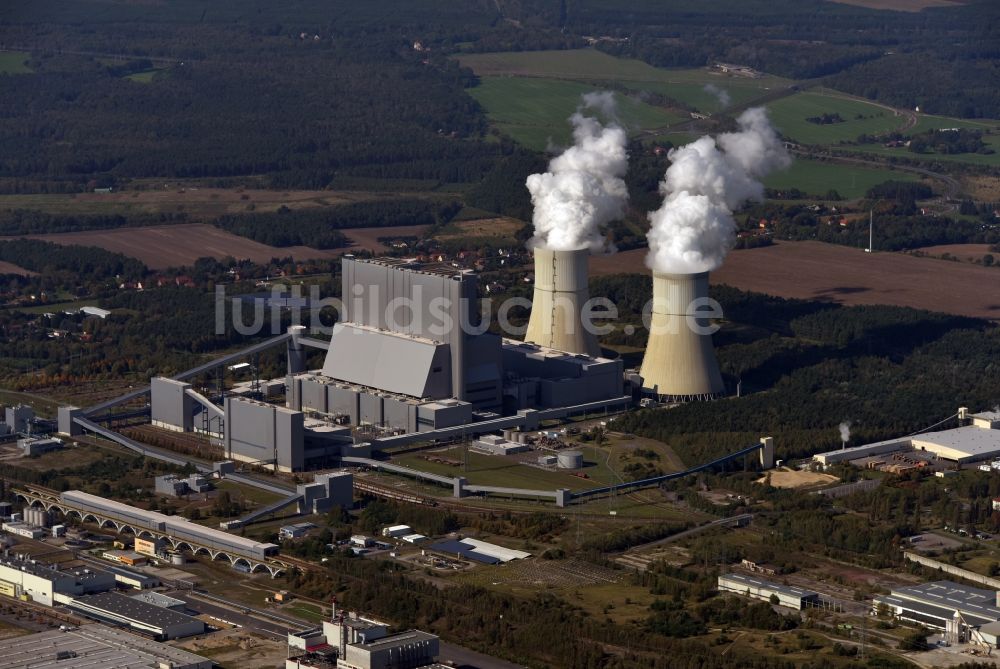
[639,271,725,401]
[523,247,601,357]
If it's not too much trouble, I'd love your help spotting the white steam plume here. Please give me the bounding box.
[703,83,731,108]
[645,107,790,274]
[526,92,629,252]
[839,421,851,444]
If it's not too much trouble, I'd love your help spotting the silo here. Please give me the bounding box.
[557,450,584,469]
[639,272,725,401]
[524,248,601,357]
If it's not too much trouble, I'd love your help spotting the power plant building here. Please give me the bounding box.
[144,255,635,471]
[814,409,1000,467]
[874,581,1000,632]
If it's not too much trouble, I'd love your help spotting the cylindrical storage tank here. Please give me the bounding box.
[639,272,725,401]
[524,248,601,357]
[170,552,186,566]
[557,450,584,469]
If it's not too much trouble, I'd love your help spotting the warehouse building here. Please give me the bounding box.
[130,590,188,612]
[68,591,205,640]
[874,581,1000,631]
[428,538,531,565]
[155,473,213,497]
[0,624,212,669]
[0,556,114,606]
[60,490,279,561]
[717,573,820,610]
[18,436,63,457]
[814,408,1000,467]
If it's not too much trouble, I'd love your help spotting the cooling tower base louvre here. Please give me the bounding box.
[523,247,601,358]
[639,271,726,401]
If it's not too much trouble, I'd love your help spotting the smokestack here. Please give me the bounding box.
[524,247,601,357]
[639,271,724,400]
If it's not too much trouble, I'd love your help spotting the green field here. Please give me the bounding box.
[395,445,632,492]
[765,91,905,144]
[459,48,790,114]
[908,113,1000,135]
[763,157,920,199]
[837,136,1000,168]
[0,51,32,74]
[125,69,159,84]
[469,77,684,151]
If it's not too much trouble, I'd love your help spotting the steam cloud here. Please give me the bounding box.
[645,107,790,274]
[526,92,629,252]
[839,421,851,444]
[703,84,731,108]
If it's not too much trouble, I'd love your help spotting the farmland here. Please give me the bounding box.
[764,91,906,144]
[589,240,1000,321]
[0,223,432,270]
[0,261,34,276]
[826,0,965,10]
[0,51,32,74]
[0,188,412,220]
[468,77,684,151]
[836,137,1000,168]
[763,157,920,199]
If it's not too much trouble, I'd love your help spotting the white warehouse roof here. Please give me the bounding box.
[912,426,1000,463]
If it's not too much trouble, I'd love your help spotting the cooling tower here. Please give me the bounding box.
[639,271,725,401]
[523,247,601,357]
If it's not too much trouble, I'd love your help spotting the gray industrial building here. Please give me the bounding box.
[717,572,820,610]
[59,490,279,561]
[146,255,627,472]
[68,591,205,640]
[287,608,440,669]
[0,624,212,669]
[0,555,115,607]
[18,436,63,456]
[4,405,34,433]
[154,473,213,497]
[874,581,1000,631]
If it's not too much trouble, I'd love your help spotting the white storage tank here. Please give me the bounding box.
[557,450,583,469]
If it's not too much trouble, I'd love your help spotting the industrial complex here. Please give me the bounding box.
[814,409,1000,467]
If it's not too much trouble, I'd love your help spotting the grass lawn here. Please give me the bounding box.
[764,157,920,199]
[0,51,32,74]
[469,77,684,151]
[283,601,326,624]
[766,91,905,144]
[216,480,286,507]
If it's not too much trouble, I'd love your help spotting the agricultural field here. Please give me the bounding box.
[763,157,920,199]
[0,187,404,220]
[826,0,966,10]
[458,49,791,113]
[124,69,162,84]
[433,217,524,241]
[0,221,434,269]
[910,243,996,264]
[469,77,684,151]
[0,51,32,74]
[0,223,342,269]
[459,49,791,119]
[765,91,906,144]
[589,240,1000,321]
[0,261,34,276]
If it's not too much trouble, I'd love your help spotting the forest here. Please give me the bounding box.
[0,0,997,201]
